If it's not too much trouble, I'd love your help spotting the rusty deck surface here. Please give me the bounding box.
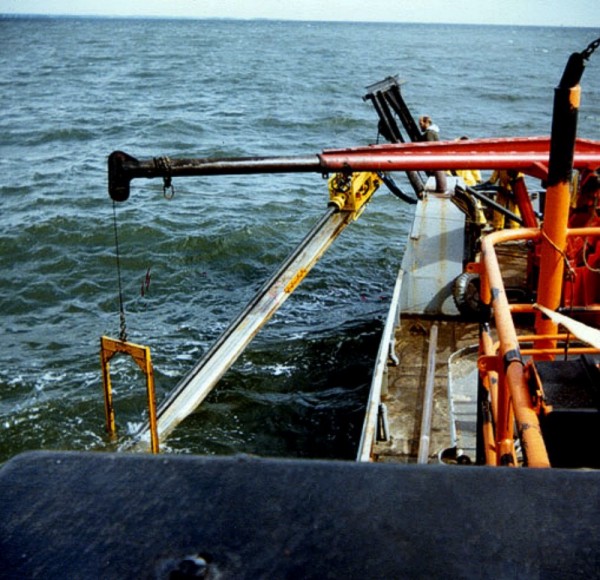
[374,318,479,463]
[373,239,531,464]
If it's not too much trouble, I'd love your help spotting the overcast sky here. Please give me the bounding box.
[1,0,599,28]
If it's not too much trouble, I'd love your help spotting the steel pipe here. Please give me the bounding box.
[417,323,438,464]
[109,137,600,202]
[133,207,352,448]
[357,268,404,462]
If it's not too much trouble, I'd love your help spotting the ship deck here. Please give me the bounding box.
[372,237,531,464]
[374,318,479,463]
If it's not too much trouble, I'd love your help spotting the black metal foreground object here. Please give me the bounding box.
[2,451,600,578]
[108,151,323,202]
[363,75,425,197]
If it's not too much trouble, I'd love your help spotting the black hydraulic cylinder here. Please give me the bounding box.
[363,76,425,197]
[363,76,421,142]
[463,186,524,226]
[547,51,585,188]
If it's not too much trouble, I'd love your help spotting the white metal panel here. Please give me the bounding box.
[400,191,465,316]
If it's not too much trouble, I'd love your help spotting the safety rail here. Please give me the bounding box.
[356,268,403,462]
[474,226,600,468]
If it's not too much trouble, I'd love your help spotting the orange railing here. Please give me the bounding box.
[475,226,600,467]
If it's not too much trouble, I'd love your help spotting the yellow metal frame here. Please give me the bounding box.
[100,336,159,453]
[328,172,382,217]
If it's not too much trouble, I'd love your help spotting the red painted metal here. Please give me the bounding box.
[512,177,538,228]
[109,137,600,202]
[319,137,600,180]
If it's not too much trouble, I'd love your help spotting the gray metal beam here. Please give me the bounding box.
[133,207,353,448]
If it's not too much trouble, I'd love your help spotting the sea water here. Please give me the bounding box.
[0,16,598,462]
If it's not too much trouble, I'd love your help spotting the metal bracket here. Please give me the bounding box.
[328,172,382,217]
[377,403,390,442]
[466,261,483,275]
[478,354,499,374]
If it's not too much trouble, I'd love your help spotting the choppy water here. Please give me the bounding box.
[0,16,598,463]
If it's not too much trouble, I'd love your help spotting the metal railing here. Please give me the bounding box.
[476,226,600,467]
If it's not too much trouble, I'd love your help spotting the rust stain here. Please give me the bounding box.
[569,85,581,109]
[284,268,309,294]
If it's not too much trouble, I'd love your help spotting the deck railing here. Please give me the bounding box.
[477,226,600,467]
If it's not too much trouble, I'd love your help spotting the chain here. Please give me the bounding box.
[581,36,600,61]
[112,200,128,342]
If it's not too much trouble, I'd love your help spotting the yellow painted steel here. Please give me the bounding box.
[100,336,159,453]
[328,172,382,217]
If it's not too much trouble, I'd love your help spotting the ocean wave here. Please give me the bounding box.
[2,17,599,463]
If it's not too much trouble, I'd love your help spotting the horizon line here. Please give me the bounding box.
[0,12,595,29]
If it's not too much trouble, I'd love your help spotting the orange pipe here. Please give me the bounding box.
[479,325,498,466]
[520,347,598,356]
[475,225,599,467]
[510,302,600,315]
[518,333,578,341]
[535,180,571,344]
[535,84,582,349]
[482,225,599,245]
[481,232,551,467]
[495,364,514,464]
[482,416,497,466]
[505,362,549,467]
[480,325,499,422]
[509,303,536,314]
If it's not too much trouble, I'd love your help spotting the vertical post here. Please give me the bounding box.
[100,341,117,439]
[477,324,498,466]
[535,52,586,350]
[495,367,516,466]
[417,323,438,464]
[144,350,159,454]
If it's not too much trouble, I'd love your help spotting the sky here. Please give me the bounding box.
[1,0,599,28]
